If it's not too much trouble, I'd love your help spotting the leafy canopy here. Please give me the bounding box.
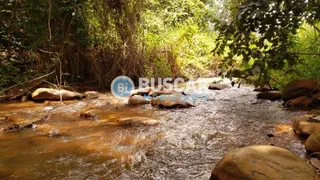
[213,0,320,83]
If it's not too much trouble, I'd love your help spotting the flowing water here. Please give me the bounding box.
[0,81,308,179]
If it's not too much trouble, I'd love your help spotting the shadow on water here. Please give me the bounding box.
[0,85,308,179]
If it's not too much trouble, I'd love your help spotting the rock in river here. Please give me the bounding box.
[256,91,282,101]
[148,89,186,96]
[80,109,98,119]
[210,145,316,180]
[282,79,320,101]
[285,96,314,107]
[83,91,102,99]
[32,88,83,101]
[127,95,150,105]
[151,94,194,108]
[305,130,320,153]
[117,117,159,126]
[208,83,231,90]
[293,114,320,136]
[129,87,151,96]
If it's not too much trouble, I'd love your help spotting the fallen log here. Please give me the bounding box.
[0,71,56,101]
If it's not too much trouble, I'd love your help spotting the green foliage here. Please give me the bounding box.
[143,0,218,78]
[213,0,320,85]
[0,63,21,89]
[83,0,146,87]
[5,0,319,91]
[0,0,90,88]
[271,23,320,89]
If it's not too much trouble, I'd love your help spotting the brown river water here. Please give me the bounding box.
[0,82,308,180]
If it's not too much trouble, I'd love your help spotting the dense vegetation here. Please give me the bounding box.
[0,0,319,91]
[214,0,320,88]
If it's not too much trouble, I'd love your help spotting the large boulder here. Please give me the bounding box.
[256,91,282,101]
[210,145,316,180]
[293,114,320,136]
[305,131,320,152]
[32,88,83,101]
[282,79,320,101]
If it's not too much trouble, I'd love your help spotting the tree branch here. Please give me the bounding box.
[293,52,320,56]
[48,0,52,40]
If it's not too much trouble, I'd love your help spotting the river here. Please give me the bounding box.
[0,81,307,179]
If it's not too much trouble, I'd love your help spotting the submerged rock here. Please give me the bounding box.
[208,84,231,90]
[282,79,320,101]
[32,88,83,101]
[151,94,195,108]
[48,128,60,137]
[127,95,150,105]
[210,145,316,180]
[80,109,98,119]
[117,117,159,126]
[256,91,282,101]
[306,131,320,153]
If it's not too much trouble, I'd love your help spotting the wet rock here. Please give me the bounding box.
[293,114,320,136]
[208,84,231,90]
[282,79,320,101]
[310,158,320,170]
[21,95,28,102]
[130,87,151,96]
[210,145,316,180]
[1,116,24,124]
[83,91,101,99]
[48,128,60,137]
[44,106,54,111]
[80,109,98,119]
[305,131,320,152]
[254,87,274,92]
[32,88,83,101]
[311,109,320,115]
[151,94,195,108]
[117,117,160,126]
[313,93,320,100]
[267,133,275,138]
[313,93,320,105]
[285,96,313,107]
[311,115,320,122]
[127,95,150,105]
[149,90,186,97]
[256,91,282,101]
